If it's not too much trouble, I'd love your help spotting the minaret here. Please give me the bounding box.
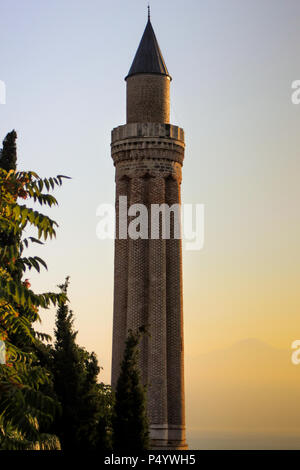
[111,12,187,450]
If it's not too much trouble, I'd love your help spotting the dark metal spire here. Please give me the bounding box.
[125,14,170,80]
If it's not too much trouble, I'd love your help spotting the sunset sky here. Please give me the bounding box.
[1,0,300,449]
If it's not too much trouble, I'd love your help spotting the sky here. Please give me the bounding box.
[1,0,300,449]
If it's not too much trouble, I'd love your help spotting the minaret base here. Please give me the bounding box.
[149,425,188,451]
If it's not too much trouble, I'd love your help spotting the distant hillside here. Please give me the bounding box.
[185,338,300,449]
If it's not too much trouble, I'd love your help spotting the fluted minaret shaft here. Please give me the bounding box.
[147,176,168,443]
[166,178,186,446]
[111,123,186,449]
[111,177,128,388]
[126,177,148,385]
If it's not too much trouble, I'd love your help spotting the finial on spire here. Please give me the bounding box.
[148,3,150,21]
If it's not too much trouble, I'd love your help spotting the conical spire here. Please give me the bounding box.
[125,16,170,80]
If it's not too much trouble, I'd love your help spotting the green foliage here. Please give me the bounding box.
[0,130,17,172]
[112,329,149,452]
[50,278,113,451]
[0,130,69,450]
[96,382,113,450]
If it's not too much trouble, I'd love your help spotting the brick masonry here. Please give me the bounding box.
[126,74,171,124]
[111,122,187,450]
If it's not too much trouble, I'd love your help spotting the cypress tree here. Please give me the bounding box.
[0,130,20,282]
[0,130,17,171]
[51,277,111,450]
[112,329,149,452]
[51,277,82,449]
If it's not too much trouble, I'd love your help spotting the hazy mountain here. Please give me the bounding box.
[185,338,300,449]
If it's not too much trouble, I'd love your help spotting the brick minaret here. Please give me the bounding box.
[111,14,187,450]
